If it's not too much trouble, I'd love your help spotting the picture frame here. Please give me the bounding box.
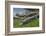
[5,1,45,36]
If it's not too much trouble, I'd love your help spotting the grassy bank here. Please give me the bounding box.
[13,18,39,28]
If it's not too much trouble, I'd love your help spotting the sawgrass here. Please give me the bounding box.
[13,18,39,28]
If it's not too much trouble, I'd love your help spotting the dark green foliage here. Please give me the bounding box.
[13,18,39,28]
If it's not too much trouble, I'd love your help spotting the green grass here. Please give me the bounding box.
[13,18,39,28]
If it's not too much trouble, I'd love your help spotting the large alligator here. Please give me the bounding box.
[13,12,39,25]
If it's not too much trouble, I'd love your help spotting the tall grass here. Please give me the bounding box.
[13,18,39,28]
